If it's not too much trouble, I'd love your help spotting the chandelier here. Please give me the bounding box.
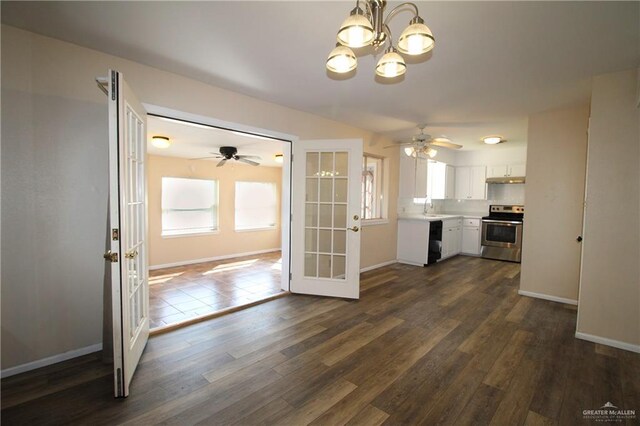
[326,0,435,79]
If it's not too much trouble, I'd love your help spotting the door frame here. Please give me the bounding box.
[143,104,296,292]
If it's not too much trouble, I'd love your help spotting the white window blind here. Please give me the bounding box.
[235,182,278,231]
[161,177,218,236]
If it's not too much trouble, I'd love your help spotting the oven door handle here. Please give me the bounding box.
[482,219,522,225]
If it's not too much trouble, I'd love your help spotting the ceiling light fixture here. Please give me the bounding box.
[483,136,503,145]
[274,154,284,163]
[151,135,171,149]
[327,0,434,79]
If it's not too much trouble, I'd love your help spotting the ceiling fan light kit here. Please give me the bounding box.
[327,0,435,79]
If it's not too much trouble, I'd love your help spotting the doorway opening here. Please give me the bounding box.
[145,112,292,331]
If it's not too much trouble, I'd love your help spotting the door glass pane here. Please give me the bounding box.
[335,152,348,176]
[319,204,332,228]
[320,152,334,176]
[334,204,347,228]
[305,178,318,202]
[305,228,318,252]
[319,229,332,253]
[305,253,317,276]
[305,203,318,227]
[318,254,332,278]
[333,230,346,254]
[334,179,348,203]
[319,179,333,202]
[333,255,346,279]
[306,152,319,176]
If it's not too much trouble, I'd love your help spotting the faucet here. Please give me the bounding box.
[423,197,434,214]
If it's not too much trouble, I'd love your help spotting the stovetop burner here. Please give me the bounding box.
[482,205,525,222]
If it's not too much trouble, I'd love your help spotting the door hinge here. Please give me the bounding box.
[111,71,116,101]
[289,272,292,281]
[290,213,293,222]
[112,229,119,241]
[290,154,293,162]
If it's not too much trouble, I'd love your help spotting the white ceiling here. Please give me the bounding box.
[147,116,285,167]
[2,1,638,150]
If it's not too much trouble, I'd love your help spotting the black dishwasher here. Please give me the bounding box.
[427,220,443,265]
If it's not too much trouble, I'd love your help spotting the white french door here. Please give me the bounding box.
[106,69,149,397]
[291,139,362,299]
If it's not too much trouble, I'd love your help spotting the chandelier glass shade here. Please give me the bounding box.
[375,46,406,78]
[326,44,357,73]
[327,0,434,79]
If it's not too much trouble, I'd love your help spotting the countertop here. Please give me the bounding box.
[397,212,485,221]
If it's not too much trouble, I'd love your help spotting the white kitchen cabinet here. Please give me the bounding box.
[487,164,526,178]
[398,150,429,199]
[397,219,430,266]
[426,161,455,200]
[461,218,481,255]
[454,166,486,200]
[445,165,455,199]
[441,218,462,259]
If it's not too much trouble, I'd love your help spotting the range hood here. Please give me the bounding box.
[486,176,526,184]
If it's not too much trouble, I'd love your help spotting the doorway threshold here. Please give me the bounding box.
[149,291,290,336]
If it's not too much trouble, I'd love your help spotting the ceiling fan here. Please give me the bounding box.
[386,124,463,158]
[191,146,261,167]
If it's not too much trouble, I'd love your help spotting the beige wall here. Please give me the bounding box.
[148,155,282,267]
[520,104,590,302]
[1,25,399,370]
[577,69,640,349]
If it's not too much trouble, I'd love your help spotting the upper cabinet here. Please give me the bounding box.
[427,161,455,200]
[487,164,526,178]
[398,149,429,199]
[455,166,486,200]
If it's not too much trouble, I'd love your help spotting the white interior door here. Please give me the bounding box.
[106,69,149,397]
[291,139,362,299]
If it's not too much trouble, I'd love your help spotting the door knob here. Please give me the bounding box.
[347,226,359,232]
[576,236,583,242]
[103,250,118,262]
[125,250,138,259]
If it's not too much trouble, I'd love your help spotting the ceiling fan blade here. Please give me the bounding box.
[237,158,260,166]
[189,155,220,161]
[383,142,417,148]
[430,140,463,150]
[216,159,227,167]
[236,155,262,160]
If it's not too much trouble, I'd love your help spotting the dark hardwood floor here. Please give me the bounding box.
[2,256,639,425]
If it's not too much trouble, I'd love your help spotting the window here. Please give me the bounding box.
[235,181,278,231]
[361,154,387,221]
[161,177,218,236]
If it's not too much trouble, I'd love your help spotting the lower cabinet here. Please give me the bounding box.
[461,218,482,255]
[441,218,462,260]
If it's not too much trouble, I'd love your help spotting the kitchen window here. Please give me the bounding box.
[361,154,388,224]
[161,177,218,236]
[235,181,278,231]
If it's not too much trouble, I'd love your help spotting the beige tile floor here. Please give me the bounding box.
[148,251,283,328]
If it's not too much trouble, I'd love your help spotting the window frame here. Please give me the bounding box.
[361,153,389,226]
[160,176,219,238]
[234,180,279,232]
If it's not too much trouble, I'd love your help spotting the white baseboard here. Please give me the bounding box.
[575,332,640,354]
[150,248,281,270]
[518,290,578,306]
[360,259,397,273]
[1,343,103,379]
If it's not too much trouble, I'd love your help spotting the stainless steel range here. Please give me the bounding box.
[481,205,524,263]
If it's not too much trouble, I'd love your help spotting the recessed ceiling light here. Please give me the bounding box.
[483,136,503,145]
[151,136,171,149]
